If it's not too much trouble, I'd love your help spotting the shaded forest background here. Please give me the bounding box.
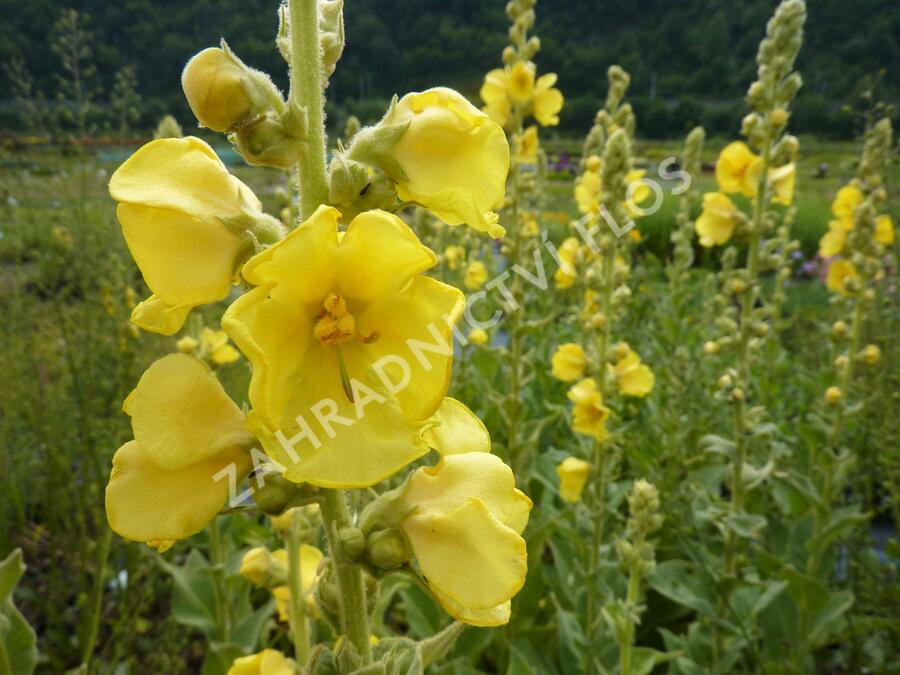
[0,0,898,138]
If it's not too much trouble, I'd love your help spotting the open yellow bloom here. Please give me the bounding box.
[201,327,240,364]
[876,215,895,245]
[767,163,796,206]
[105,354,252,545]
[223,206,464,488]
[272,544,324,620]
[819,220,848,257]
[109,136,281,335]
[443,244,466,270]
[826,259,859,296]
[240,547,279,587]
[464,260,489,291]
[508,61,536,101]
[567,378,610,441]
[611,344,655,397]
[696,192,740,247]
[384,88,510,238]
[182,47,253,132]
[832,185,863,226]
[400,452,531,627]
[556,457,591,503]
[551,343,586,382]
[532,73,564,127]
[715,141,758,196]
[515,125,539,164]
[554,264,576,290]
[480,68,512,128]
[227,649,295,675]
[575,168,601,215]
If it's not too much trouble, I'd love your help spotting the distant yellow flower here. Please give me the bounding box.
[507,61,536,101]
[624,169,652,215]
[554,264,576,290]
[443,244,466,271]
[176,335,199,354]
[379,88,510,238]
[522,219,540,238]
[556,457,591,503]
[105,354,252,545]
[272,544,324,620]
[109,137,282,335]
[201,327,240,364]
[826,259,859,296]
[715,141,758,197]
[467,328,489,346]
[400,453,531,627]
[696,192,739,247]
[768,163,796,206]
[479,68,512,128]
[610,344,655,397]
[464,260,489,291]
[825,386,843,404]
[551,343,586,382]
[532,73,564,127]
[227,649,294,675]
[516,125,539,164]
[819,220,848,257]
[182,47,253,132]
[832,185,863,226]
[575,168,601,215]
[567,378,610,441]
[223,206,464,488]
[240,547,278,587]
[558,237,581,267]
[876,215,895,245]
[862,344,881,365]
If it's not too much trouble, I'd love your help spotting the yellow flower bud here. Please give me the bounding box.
[176,336,199,354]
[704,341,720,355]
[771,108,788,127]
[861,344,881,365]
[585,155,602,172]
[732,387,745,402]
[464,260,489,291]
[240,547,274,586]
[468,328,489,346]
[834,355,849,369]
[227,648,295,675]
[832,321,848,337]
[556,457,591,503]
[182,47,253,132]
[825,386,843,404]
[718,374,733,390]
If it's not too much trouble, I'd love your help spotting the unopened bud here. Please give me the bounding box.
[832,321,848,337]
[182,47,253,132]
[825,386,842,404]
[704,341,720,355]
[732,387,745,402]
[366,529,411,570]
[338,527,366,561]
[177,336,199,354]
[771,108,788,127]
[861,344,881,366]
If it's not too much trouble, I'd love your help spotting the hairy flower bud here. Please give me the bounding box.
[182,47,254,132]
[365,528,411,570]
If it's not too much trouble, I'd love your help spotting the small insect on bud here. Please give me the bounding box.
[861,344,881,366]
[825,386,843,405]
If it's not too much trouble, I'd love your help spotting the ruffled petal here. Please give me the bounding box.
[423,398,490,455]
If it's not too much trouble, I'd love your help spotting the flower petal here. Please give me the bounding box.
[423,398,490,455]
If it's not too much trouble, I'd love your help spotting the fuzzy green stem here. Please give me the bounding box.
[80,525,112,671]
[208,517,232,641]
[321,489,372,664]
[289,0,329,218]
[619,565,642,675]
[505,101,525,460]
[287,513,311,663]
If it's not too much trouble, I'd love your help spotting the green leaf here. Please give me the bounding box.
[200,642,245,675]
[807,505,868,559]
[229,598,274,651]
[398,585,444,639]
[631,647,682,675]
[159,550,219,639]
[723,513,767,539]
[0,549,37,675]
[646,560,717,621]
[0,549,26,605]
[809,590,854,648]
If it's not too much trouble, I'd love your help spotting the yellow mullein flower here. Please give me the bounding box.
[624,169,652,215]
[567,378,610,441]
[516,125,539,164]
[240,547,278,587]
[105,354,252,545]
[379,88,510,238]
[200,327,241,365]
[575,168,601,215]
[696,192,740,247]
[422,397,491,456]
[582,289,600,319]
[464,260,489,291]
[507,61,536,101]
[227,649,295,675]
[467,328,489,346]
[532,72,564,126]
[862,344,881,365]
[223,206,465,488]
[826,259,859,296]
[556,457,591,503]
[522,219,540,238]
[768,163,796,206]
[399,452,531,627]
[558,236,581,267]
[272,544,324,620]
[876,215,895,245]
[819,220,848,257]
[610,344,655,397]
[443,244,466,271]
[825,386,843,404]
[554,265,576,290]
[551,343,586,382]
[832,185,863,226]
[109,137,282,335]
[181,47,253,132]
[715,141,758,197]
[479,68,512,128]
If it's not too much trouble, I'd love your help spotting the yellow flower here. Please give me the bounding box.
[515,125,539,164]
[819,220,848,257]
[379,88,509,238]
[575,168,601,215]
[768,163,796,206]
[567,378,610,441]
[825,386,843,404]
[876,215,895,245]
[400,452,531,627]
[558,237,581,267]
[181,47,253,132]
[479,68,512,128]
[464,260,489,291]
[715,141,759,197]
[556,457,591,503]
[610,344,655,397]
[696,192,740,247]
[422,397,491,456]
[551,343,586,382]
[227,649,295,675]
[826,259,859,296]
[467,328,489,346]
[507,61,536,101]
[223,206,464,488]
[240,547,278,587]
[554,264,576,290]
[105,354,252,545]
[109,137,282,335]
[862,344,881,365]
[832,185,863,226]
[624,169,652,215]
[201,327,241,365]
[532,73,564,127]
[522,219,540,238]
[443,244,466,270]
[272,544,324,620]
